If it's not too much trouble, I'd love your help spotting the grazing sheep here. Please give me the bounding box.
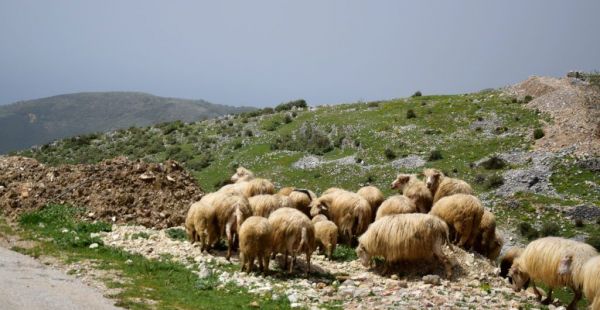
[357,186,385,215]
[186,192,219,242]
[218,181,249,196]
[311,214,329,224]
[473,210,499,259]
[191,193,224,251]
[509,237,598,309]
[356,213,453,277]
[310,192,372,244]
[322,187,346,196]
[243,178,275,197]
[429,194,484,248]
[239,216,272,273]
[500,247,524,279]
[275,193,295,209]
[575,255,600,310]
[230,166,255,183]
[288,189,317,215]
[423,168,474,204]
[278,187,295,196]
[480,232,503,261]
[391,173,433,213]
[248,194,282,217]
[375,195,417,221]
[314,220,338,260]
[213,193,252,260]
[268,207,316,276]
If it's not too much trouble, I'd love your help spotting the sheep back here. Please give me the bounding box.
[429,194,484,248]
[375,195,417,220]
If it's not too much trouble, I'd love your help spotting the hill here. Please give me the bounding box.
[0,91,254,154]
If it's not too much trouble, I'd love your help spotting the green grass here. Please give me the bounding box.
[14,205,290,310]
[550,158,600,205]
[332,244,357,262]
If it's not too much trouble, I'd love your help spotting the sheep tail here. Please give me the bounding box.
[296,227,308,253]
[293,189,313,202]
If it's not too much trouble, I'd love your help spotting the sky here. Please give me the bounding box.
[1,1,599,107]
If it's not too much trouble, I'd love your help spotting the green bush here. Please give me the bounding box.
[406,109,417,119]
[332,244,357,261]
[283,114,293,124]
[412,91,422,97]
[367,101,380,108]
[524,95,533,103]
[481,156,506,170]
[587,235,600,251]
[540,222,560,237]
[384,148,396,160]
[274,99,307,112]
[533,128,545,139]
[518,222,539,240]
[166,228,187,241]
[244,129,253,137]
[484,174,504,189]
[428,149,443,161]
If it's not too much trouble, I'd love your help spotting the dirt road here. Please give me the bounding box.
[0,246,120,310]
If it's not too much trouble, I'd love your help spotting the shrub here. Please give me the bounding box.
[233,141,243,150]
[484,174,504,189]
[481,156,506,170]
[524,95,533,103]
[332,244,358,261]
[518,222,539,240]
[186,155,213,171]
[244,129,253,137]
[428,149,443,161]
[587,235,600,251]
[575,219,584,227]
[406,109,416,119]
[274,99,307,112]
[367,101,380,108]
[412,91,422,97]
[166,228,187,241]
[540,222,560,237]
[533,128,545,139]
[283,114,293,124]
[384,148,396,160]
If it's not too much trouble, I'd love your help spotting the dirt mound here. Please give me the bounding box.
[0,156,203,228]
[506,75,600,156]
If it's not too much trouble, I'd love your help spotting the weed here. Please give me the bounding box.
[406,109,416,119]
[524,95,533,103]
[428,149,443,161]
[367,101,380,108]
[540,222,560,237]
[131,232,150,240]
[518,222,539,240]
[575,219,584,227]
[481,156,506,170]
[332,244,357,261]
[484,174,504,189]
[533,128,545,139]
[384,148,396,160]
[587,235,600,251]
[166,228,187,241]
[412,91,422,97]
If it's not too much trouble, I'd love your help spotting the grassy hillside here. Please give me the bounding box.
[0,92,253,153]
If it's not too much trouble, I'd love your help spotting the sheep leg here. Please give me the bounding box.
[239,253,246,272]
[531,281,543,301]
[566,289,582,310]
[327,245,333,260]
[457,220,473,248]
[452,222,463,244]
[289,252,295,274]
[225,221,233,261]
[283,250,288,270]
[434,246,453,278]
[541,288,553,305]
[247,255,254,273]
[305,249,311,277]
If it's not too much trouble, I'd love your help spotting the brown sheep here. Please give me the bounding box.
[268,207,316,276]
[288,189,317,215]
[314,220,338,260]
[309,192,372,244]
[213,193,252,260]
[248,194,282,217]
[500,247,524,279]
[473,210,498,258]
[391,173,433,213]
[356,213,453,277]
[185,192,218,242]
[357,185,385,216]
[321,187,346,196]
[278,187,295,196]
[509,237,598,309]
[230,166,255,183]
[575,255,600,310]
[239,216,272,273]
[429,194,484,248]
[375,195,417,221]
[242,178,275,197]
[423,168,474,204]
[191,192,223,251]
[311,214,329,224]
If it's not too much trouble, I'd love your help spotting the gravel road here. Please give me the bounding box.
[0,246,120,310]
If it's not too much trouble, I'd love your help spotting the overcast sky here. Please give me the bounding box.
[1,1,599,107]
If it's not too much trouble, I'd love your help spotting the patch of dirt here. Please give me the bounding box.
[505,75,600,156]
[0,156,204,229]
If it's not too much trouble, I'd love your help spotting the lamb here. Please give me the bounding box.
[213,193,252,260]
[248,194,282,217]
[375,195,417,221]
[391,173,433,213]
[429,194,484,248]
[311,214,329,224]
[314,220,338,260]
[575,255,600,310]
[356,213,453,277]
[239,216,272,273]
[500,247,524,279]
[309,191,372,244]
[268,207,316,276]
[423,168,474,204]
[357,185,385,215]
[509,237,598,309]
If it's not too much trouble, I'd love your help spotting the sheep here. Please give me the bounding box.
[239,216,272,273]
[314,220,338,260]
[321,187,346,196]
[275,193,295,209]
[357,185,385,215]
[356,213,453,277]
[248,194,282,217]
[375,195,417,221]
[268,207,316,276]
[429,194,484,248]
[242,178,275,197]
[218,181,249,196]
[230,166,255,183]
[391,173,433,213]
[213,193,252,260]
[309,192,372,244]
[479,232,503,261]
[509,237,598,309]
[423,168,474,204]
[191,193,222,251]
[311,214,329,224]
[288,189,317,215]
[278,187,295,196]
[575,256,600,310]
[500,247,524,279]
[473,210,500,259]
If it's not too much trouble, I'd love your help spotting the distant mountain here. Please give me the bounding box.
[0,92,254,153]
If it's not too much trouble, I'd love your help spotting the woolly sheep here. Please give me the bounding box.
[230,166,255,183]
[248,194,282,217]
[509,237,598,309]
[309,192,372,244]
[375,195,417,221]
[288,189,317,215]
[356,213,453,277]
[321,187,346,196]
[213,193,252,260]
[278,187,295,196]
[191,192,223,251]
[311,214,329,224]
[500,247,524,279]
[473,210,499,259]
[239,216,272,273]
[314,220,338,260]
[243,178,275,197]
[423,168,474,204]
[429,194,484,248]
[575,255,600,310]
[268,207,316,276]
[185,193,218,242]
[357,186,385,215]
[391,173,433,213]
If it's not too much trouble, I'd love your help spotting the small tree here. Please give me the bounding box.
[412,91,422,97]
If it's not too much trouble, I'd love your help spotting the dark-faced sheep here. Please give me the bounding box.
[268,207,316,276]
[500,247,524,279]
[429,194,484,248]
[391,173,433,213]
[575,255,600,310]
[314,220,338,260]
[356,213,453,277]
[239,216,272,273]
[375,195,417,221]
[423,168,474,204]
[213,193,252,260]
[357,186,385,216]
[309,192,372,244]
[509,237,598,309]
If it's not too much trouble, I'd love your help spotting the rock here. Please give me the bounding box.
[290,303,302,308]
[397,280,408,288]
[338,287,355,297]
[341,280,355,287]
[287,292,298,303]
[198,266,212,279]
[390,274,399,280]
[248,301,260,308]
[89,243,99,249]
[61,228,69,233]
[422,275,441,286]
[125,259,133,265]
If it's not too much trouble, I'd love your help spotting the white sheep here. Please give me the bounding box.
[268,207,316,276]
[239,216,272,273]
[423,168,474,204]
[391,173,433,213]
[429,194,484,248]
[375,195,417,220]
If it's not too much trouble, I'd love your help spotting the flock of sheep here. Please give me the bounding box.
[184,167,600,309]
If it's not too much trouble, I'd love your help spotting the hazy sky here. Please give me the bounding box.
[1,1,599,107]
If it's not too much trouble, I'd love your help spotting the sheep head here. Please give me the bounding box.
[423,168,443,190]
[508,262,530,292]
[391,174,411,191]
[230,167,254,183]
[309,198,329,217]
[356,244,371,267]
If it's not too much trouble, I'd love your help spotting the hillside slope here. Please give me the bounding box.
[0,92,253,153]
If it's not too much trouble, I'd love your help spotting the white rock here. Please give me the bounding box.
[287,292,299,303]
[89,243,99,249]
[61,228,69,233]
